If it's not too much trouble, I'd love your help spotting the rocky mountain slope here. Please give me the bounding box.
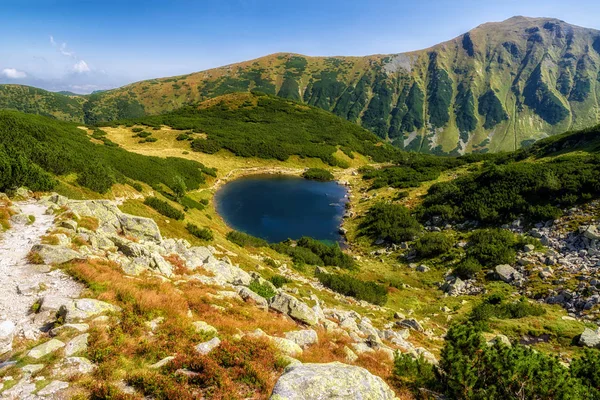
[2,16,600,154]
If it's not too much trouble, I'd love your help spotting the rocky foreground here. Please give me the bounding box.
[0,191,436,399]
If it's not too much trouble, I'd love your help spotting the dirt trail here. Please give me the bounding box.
[0,202,82,339]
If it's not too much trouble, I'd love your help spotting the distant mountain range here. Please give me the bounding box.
[2,16,600,154]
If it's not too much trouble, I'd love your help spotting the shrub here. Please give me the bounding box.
[176,133,190,141]
[186,223,213,241]
[393,352,438,393]
[269,275,291,288]
[270,242,324,266]
[144,197,184,220]
[248,280,277,299]
[130,182,143,192]
[467,229,516,267]
[414,232,454,258]
[179,196,205,211]
[263,257,278,268]
[302,168,334,181]
[134,131,152,138]
[470,296,546,322]
[316,272,388,306]
[360,203,422,244]
[452,257,482,279]
[296,237,355,269]
[226,230,268,247]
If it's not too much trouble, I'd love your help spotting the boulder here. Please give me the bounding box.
[54,357,96,379]
[284,329,318,348]
[495,264,523,283]
[580,327,600,348]
[237,286,269,310]
[0,320,16,355]
[64,333,89,356]
[37,380,69,396]
[195,337,221,355]
[192,321,218,336]
[30,244,82,265]
[442,276,466,296]
[396,318,424,333]
[269,293,318,326]
[64,299,121,322]
[270,362,397,400]
[202,256,252,286]
[28,339,65,359]
[269,337,303,357]
[584,225,600,241]
[119,213,162,243]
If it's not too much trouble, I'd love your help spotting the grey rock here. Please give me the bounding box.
[580,327,600,348]
[150,356,176,369]
[284,329,319,348]
[30,244,82,265]
[64,333,89,356]
[0,320,16,355]
[195,337,221,355]
[270,362,397,400]
[54,357,96,379]
[269,293,318,326]
[396,318,424,333]
[192,321,218,335]
[37,380,69,396]
[495,264,523,283]
[28,339,65,359]
[119,213,162,243]
[64,298,121,322]
[237,286,269,310]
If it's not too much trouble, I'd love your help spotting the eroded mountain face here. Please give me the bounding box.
[3,17,600,154]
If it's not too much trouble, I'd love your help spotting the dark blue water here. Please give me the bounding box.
[215,174,347,243]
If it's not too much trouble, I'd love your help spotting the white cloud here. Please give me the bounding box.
[1,68,27,79]
[50,35,75,57]
[73,60,90,73]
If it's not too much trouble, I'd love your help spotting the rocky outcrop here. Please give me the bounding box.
[269,293,318,326]
[30,244,83,265]
[28,338,65,359]
[284,329,318,348]
[270,362,398,400]
[495,264,523,284]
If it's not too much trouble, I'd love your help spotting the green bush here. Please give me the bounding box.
[144,197,184,220]
[296,237,355,269]
[132,127,144,133]
[467,229,516,267]
[452,257,482,279]
[248,280,277,299]
[263,257,278,268]
[360,203,422,244]
[226,231,268,247]
[393,352,438,393]
[270,242,324,266]
[470,295,546,322]
[316,272,388,306]
[180,196,205,211]
[269,275,291,288]
[186,223,213,241]
[302,168,334,181]
[435,323,590,399]
[414,232,454,258]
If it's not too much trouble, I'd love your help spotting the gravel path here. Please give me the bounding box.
[0,201,82,339]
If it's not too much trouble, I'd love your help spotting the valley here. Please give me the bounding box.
[3,8,600,399]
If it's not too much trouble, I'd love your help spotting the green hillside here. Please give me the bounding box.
[0,110,213,193]
[2,16,600,154]
[101,92,403,166]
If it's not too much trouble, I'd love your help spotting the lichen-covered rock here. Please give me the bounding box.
[202,256,252,286]
[495,264,523,283]
[28,338,65,359]
[37,380,69,396]
[0,320,15,355]
[195,337,221,355]
[192,321,218,335]
[64,298,121,322]
[150,356,176,369]
[284,329,318,348]
[118,213,162,243]
[396,318,424,333]
[30,244,82,265]
[64,333,89,356]
[237,286,269,310]
[270,362,397,400]
[269,293,318,326]
[54,357,96,379]
[580,327,600,348]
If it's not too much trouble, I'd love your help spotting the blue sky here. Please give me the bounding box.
[1,0,599,93]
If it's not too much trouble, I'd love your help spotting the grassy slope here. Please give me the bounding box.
[3,17,599,154]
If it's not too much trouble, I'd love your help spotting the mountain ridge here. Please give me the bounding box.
[2,16,600,154]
